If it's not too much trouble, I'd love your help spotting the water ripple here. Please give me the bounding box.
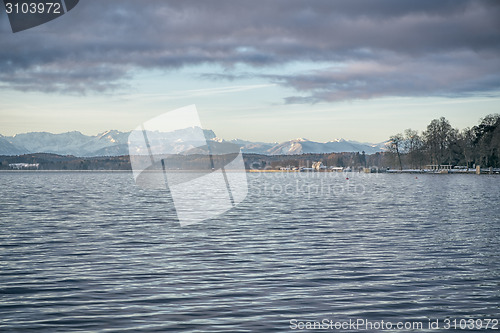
[0,172,499,332]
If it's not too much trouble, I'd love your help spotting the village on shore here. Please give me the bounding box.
[252,161,500,175]
[3,157,500,175]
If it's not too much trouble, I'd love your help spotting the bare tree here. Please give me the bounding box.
[423,117,456,165]
[473,114,500,167]
[457,127,474,170]
[389,133,404,170]
[403,129,424,169]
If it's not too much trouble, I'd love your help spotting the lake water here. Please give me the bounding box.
[1,172,499,332]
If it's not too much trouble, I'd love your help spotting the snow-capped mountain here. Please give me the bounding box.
[210,137,385,155]
[4,131,128,157]
[8,131,98,156]
[0,130,386,156]
[258,138,383,155]
[223,139,276,154]
[0,135,27,155]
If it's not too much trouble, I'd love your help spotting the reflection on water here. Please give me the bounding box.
[1,172,499,332]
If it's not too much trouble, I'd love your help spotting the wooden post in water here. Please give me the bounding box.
[476,165,481,175]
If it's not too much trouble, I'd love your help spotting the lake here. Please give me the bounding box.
[1,172,499,332]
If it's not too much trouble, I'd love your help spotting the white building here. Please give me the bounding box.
[9,163,39,170]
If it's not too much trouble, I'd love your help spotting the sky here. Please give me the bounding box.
[1,0,499,143]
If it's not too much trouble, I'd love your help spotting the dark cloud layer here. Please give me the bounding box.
[0,0,499,101]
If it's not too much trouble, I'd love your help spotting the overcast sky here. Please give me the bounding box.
[1,0,499,142]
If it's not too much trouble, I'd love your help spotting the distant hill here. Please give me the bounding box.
[0,130,387,157]
[0,151,390,171]
[0,153,131,170]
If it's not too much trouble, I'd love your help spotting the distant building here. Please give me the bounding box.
[312,161,327,171]
[425,164,452,171]
[329,166,343,172]
[9,163,39,170]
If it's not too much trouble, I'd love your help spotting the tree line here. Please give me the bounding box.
[389,114,500,169]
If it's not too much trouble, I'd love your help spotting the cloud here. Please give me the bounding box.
[120,84,275,102]
[271,51,500,103]
[0,0,499,101]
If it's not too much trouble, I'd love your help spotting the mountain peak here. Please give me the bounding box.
[97,130,125,141]
[98,130,112,137]
[0,130,385,157]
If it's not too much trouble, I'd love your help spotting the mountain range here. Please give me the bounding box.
[0,130,388,157]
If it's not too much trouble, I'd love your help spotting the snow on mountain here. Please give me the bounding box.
[7,131,89,155]
[0,128,220,157]
[1,130,130,156]
[210,136,385,155]
[265,138,383,155]
[0,129,387,156]
[0,136,27,155]
[218,138,275,154]
[78,130,130,155]
[377,140,392,151]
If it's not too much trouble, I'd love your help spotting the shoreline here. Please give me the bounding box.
[1,169,499,175]
[0,170,132,173]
